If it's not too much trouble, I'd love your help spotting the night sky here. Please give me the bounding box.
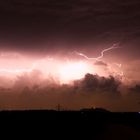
[0,0,139,50]
[0,0,140,111]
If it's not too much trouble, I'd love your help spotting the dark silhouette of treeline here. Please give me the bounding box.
[0,108,139,128]
[0,108,140,139]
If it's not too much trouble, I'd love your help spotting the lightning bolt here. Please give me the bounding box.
[75,43,120,61]
[75,43,125,80]
[0,56,55,75]
[0,43,125,82]
[0,63,37,74]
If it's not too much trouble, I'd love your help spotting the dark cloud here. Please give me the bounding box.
[77,73,120,93]
[129,85,140,93]
[0,73,121,110]
[0,0,139,51]
[0,72,139,111]
[94,61,108,66]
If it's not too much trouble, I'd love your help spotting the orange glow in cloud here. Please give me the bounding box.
[0,52,125,86]
[59,61,94,83]
[0,53,95,84]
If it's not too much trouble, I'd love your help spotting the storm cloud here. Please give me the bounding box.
[0,0,139,111]
[0,0,140,50]
[0,73,139,111]
[94,61,108,66]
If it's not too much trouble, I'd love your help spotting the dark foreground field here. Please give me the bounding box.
[0,109,140,139]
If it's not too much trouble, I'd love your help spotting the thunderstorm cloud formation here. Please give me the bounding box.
[0,71,140,112]
[0,0,139,111]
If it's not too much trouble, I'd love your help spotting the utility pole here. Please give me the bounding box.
[57,104,61,111]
